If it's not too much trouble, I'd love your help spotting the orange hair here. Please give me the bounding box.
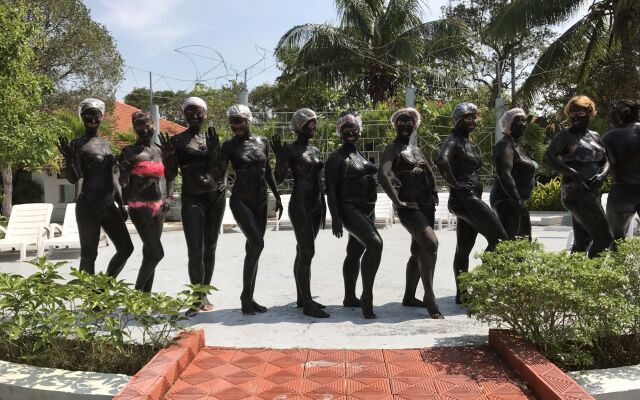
[564,95,597,119]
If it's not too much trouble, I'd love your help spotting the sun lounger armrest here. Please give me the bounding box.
[48,223,63,238]
[40,224,51,239]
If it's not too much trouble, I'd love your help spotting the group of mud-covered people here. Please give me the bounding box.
[57,94,640,319]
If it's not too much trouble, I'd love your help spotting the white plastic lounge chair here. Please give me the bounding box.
[375,193,394,229]
[42,203,108,254]
[0,203,53,260]
[275,195,291,231]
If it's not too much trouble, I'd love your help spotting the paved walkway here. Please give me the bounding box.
[0,225,571,349]
[162,346,534,399]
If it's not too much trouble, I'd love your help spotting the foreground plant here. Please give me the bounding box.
[460,239,640,370]
[0,257,214,374]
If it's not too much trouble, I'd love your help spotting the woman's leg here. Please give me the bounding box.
[201,191,225,308]
[230,195,268,315]
[341,203,383,319]
[75,198,102,275]
[401,238,424,307]
[181,195,207,314]
[566,192,612,257]
[290,198,328,318]
[563,186,612,257]
[606,185,637,242]
[492,199,520,240]
[398,207,441,318]
[130,207,164,292]
[452,216,477,305]
[101,204,134,278]
[342,233,364,307]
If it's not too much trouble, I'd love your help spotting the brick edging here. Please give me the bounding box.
[113,329,205,400]
[489,329,594,400]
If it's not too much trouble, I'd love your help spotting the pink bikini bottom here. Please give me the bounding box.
[128,200,163,216]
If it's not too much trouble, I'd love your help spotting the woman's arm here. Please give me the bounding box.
[543,130,578,178]
[324,153,344,238]
[378,144,413,207]
[436,136,467,192]
[263,138,283,218]
[160,133,178,197]
[494,141,520,202]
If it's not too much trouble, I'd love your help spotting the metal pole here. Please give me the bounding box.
[495,96,505,143]
[151,104,160,144]
[511,55,516,104]
[405,65,418,145]
[149,71,153,111]
[238,69,249,105]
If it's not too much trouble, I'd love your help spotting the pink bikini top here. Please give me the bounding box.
[132,160,164,177]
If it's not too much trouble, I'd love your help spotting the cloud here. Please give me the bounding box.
[89,0,192,41]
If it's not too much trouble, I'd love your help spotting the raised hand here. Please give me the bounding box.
[158,132,175,157]
[57,136,73,159]
[206,126,219,149]
[120,147,137,167]
[270,133,283,158]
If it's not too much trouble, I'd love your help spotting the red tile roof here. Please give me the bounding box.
[107,101,185,135]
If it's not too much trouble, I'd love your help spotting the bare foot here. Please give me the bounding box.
[303,305,330,318]
[185,308,199,317]
[402,297,426,307]
[252,301,267,313]
[343,296,361,307]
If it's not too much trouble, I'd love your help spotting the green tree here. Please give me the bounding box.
[275,0,467,105]
[122,83,242,128]
[0,2,55,216]
[442,0,551,109]
[124,87,186,124]
[486,0,640,105]
[26,0,124,109]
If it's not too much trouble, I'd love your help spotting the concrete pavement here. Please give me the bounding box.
[0,224,572,349]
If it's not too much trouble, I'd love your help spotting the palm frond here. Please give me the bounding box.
[485,0,590,40]
[516,13,608,107]
[378,0,424,44]
[403,18,471,60]
[576,17,608,84]
[276,24,342,52]
[335,0,382,39]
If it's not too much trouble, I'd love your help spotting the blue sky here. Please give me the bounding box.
[84,0,450,100]
[84,0,585,101]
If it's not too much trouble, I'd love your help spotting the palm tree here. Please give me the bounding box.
[486,0,640,105]
[275,0,468,105]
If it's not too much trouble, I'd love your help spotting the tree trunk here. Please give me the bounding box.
[1,168,13,217]
[619,24,638,98]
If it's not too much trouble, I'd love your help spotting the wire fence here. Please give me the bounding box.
[241,111,496,193]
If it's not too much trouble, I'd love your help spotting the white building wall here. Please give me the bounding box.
[32,172,76,223]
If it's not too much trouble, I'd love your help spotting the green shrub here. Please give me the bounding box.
[460,239,640,370]
[0,257,215,374]
[0,215,6,239]
[528,177,562,211]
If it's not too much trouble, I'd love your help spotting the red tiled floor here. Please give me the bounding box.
[162,345,535,399]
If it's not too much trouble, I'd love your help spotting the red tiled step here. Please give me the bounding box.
[489,329,595,400]
[162,345,534,399]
